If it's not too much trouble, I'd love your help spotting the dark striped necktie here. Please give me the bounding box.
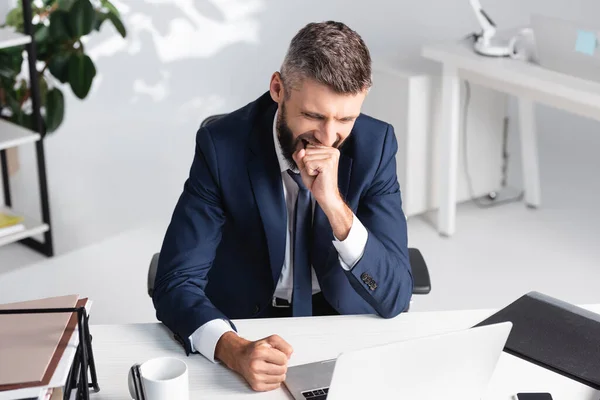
[287,170,313,316]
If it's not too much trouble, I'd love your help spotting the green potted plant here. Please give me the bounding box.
[0,0,127,133]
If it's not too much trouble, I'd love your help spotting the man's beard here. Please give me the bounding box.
[276,101,344,170]
[276,102,300,170]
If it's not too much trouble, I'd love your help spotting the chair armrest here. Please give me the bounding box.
[408,248,431,295]
[148,253,160,298]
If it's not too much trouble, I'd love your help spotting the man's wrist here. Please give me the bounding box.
[321,193,353,241]
[215,331,247,372]
[319,192,346,216]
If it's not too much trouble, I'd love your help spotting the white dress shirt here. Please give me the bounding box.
[189,112,369,362]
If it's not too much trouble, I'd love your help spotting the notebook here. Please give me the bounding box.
[0,295,80,388]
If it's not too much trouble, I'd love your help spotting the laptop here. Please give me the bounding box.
[284,322,512,400]
[531,14,600,83]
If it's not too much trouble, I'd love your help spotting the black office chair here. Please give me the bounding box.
[147,115,432,298]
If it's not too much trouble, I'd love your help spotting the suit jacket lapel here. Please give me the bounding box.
[248,104,287,287]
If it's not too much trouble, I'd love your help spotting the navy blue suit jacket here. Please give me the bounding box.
[153,92,413,354]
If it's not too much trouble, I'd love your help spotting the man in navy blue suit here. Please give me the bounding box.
[153,21,413,392]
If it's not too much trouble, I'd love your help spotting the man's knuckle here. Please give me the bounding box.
[251,341,262,349]
[249,359,260,372]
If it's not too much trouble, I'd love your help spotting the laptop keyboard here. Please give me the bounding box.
[302,387,329,399]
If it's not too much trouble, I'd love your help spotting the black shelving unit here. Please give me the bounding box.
[0,0,54,257]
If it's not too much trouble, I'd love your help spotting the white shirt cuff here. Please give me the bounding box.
[332,214,368,271]
[189,319,235,363]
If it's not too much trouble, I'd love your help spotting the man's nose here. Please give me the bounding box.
[315,120,337,147]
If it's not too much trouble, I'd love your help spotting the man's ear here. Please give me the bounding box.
[269,72,284,103]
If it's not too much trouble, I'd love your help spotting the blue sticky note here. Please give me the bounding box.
[575,30,597,56]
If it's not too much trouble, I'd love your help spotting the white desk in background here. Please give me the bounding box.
[90,306,600,399]
[422,39,600,237]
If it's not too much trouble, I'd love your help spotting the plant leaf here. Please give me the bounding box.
[34,24,50,42]
[10,110,33,131]
[107,12,127,38]
[69,0,96,38]
[22,113,34,131]
[5,7,24,32]
[45,88,65,132]
[68,53,96,99]
[16,79,28,103]
[48,53,71,83]
[58,0,77,11]
[5,90,21,115]
[38,76,48,107]
[0,48,24,80]
[49,11,71,40]
[94,11,107,31]
[101,0,121,17]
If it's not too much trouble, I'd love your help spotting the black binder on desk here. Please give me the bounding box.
[474,291,600,389]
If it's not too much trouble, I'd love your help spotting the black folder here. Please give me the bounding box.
[475,291,600,389]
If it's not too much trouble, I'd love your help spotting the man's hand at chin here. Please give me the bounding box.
[215,332,293,392]
[292,144,343,213]
[293,144,353,241]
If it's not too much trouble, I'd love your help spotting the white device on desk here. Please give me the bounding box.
[469,0,513,57]
[531,14,600,83]
[284,322,512,400]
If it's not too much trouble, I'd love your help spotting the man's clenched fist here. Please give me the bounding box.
[215,332,293,392]
[293,144,342,212]
[293,143,353,241]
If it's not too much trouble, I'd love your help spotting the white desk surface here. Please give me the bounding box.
[90,305,600,399]
[422,40,600,121]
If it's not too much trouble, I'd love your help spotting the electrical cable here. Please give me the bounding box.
[462,80,524,208]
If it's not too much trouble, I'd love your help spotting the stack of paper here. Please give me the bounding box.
[0,211,25,238]
[0,295,91,400]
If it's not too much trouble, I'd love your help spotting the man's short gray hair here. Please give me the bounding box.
[280,21,372,97]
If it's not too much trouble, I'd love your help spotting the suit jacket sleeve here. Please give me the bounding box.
[342,124,414,318]
[152,126,233,354]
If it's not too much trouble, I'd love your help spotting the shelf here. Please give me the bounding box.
[0,1,53,257]
[0,27,31,50]
[0,207,49,247]
[0,119,41,151]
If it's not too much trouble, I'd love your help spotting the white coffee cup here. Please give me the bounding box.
[128,357,189,400]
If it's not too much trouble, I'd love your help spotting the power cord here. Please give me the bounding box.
[462,80,524,208]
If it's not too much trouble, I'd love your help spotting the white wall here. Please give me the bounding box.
[4,0,600,256]
[0,4,7,24]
